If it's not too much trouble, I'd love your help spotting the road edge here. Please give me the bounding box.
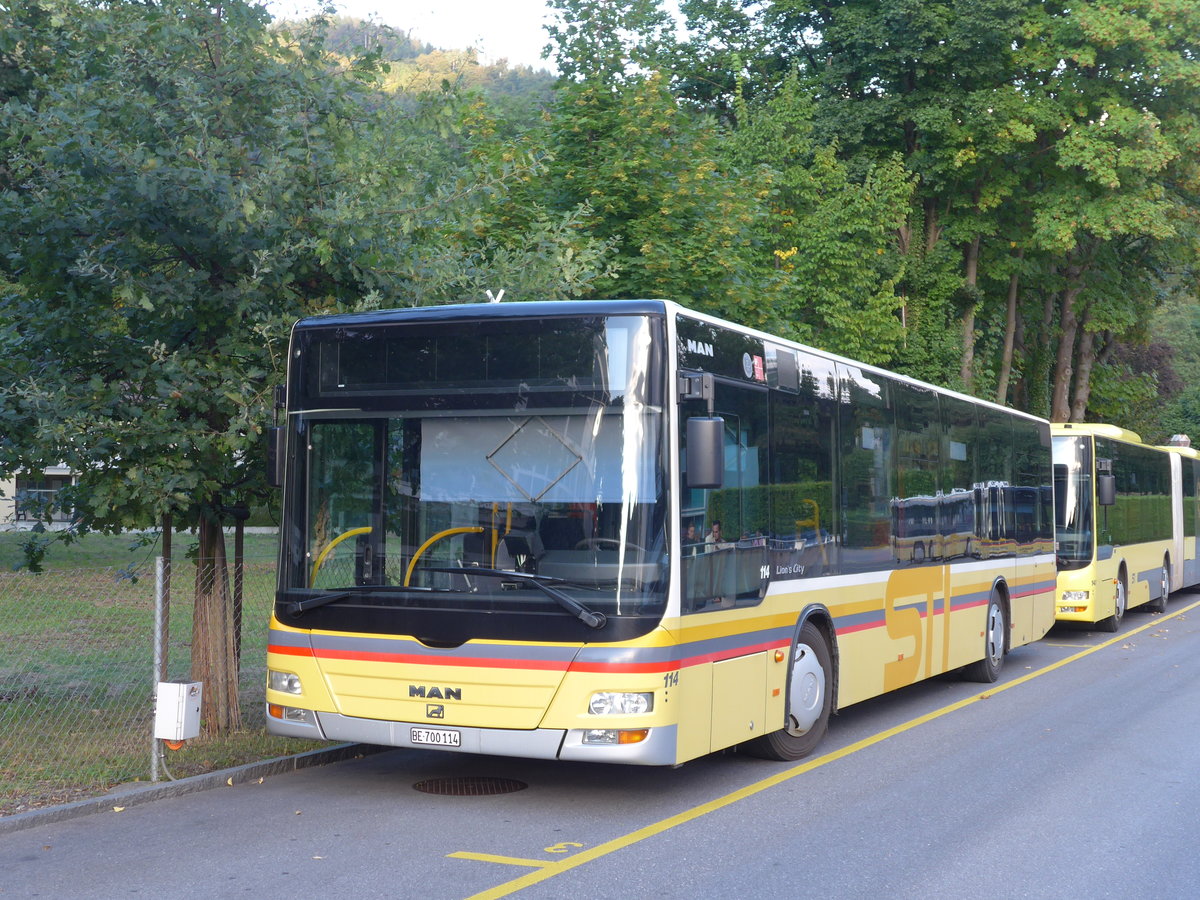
[0,743,383,836]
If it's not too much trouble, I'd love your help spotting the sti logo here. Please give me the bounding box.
[686,339,714,357]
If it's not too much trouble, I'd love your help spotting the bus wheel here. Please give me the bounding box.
[743,621,832,761]
[963,591,1006,683]
[1097,574,1127,633]
[1147,562,1170,614]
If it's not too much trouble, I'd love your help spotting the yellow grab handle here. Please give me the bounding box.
[310,526,373,586]
[404,526,485,586]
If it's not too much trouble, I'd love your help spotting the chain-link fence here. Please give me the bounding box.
[0,556,286,815]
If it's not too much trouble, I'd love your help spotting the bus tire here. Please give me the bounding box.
[1097,572,1127,633]
[742,621,832,761]
[962,590,1006,683]
[1147,562,1170,614]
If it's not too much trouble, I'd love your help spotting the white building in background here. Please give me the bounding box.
[0,465,76,527]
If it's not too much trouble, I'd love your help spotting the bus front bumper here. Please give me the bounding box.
[266,705,679,765]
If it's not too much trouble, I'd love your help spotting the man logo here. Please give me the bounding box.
[686,339,714,357]
[426,704,445,719]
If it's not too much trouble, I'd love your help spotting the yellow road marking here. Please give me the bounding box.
[463,597,1200,899]
[449,852,554,869]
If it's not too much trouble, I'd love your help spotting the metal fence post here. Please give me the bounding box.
[151,555,166,782]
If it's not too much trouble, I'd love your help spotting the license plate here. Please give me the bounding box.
[410,727,461,747]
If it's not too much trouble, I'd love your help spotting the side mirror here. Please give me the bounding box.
[1097,473,1116,506]
[687,417,724,489]
[267,384,287,488]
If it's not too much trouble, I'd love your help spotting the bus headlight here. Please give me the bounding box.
[269,670,303,695]
[1058,590,1090,613]
[588,691,653,715]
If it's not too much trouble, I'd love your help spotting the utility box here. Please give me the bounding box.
[154,681,202,741]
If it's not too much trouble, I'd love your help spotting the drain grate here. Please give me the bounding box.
[413,776,529,796]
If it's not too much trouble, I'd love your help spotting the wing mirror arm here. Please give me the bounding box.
[680,373,723,490]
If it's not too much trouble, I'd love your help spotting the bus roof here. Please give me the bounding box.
[292,299,669,330]
[1052,422,1145,444]
[289,298,1047,425]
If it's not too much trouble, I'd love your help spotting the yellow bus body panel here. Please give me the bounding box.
[267,552,1053,765]
[1055,541,1169,624]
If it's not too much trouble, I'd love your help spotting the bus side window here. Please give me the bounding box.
[769,354,837,580]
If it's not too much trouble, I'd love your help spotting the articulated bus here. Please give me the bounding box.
[265,300,1057,765]
[1052,423,1200,631]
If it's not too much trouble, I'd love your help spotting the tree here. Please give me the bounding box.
[696,0,1200,423]
[1016,1,1200,421]
[724,75,913,362]
[0,0,611,732]
[544,0,792,328]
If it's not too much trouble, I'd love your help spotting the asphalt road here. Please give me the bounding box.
[5,593,1200,900]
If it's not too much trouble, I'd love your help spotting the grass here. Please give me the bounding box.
[0,527,334,817]
[0,529,280,572]
[1,713,324,816]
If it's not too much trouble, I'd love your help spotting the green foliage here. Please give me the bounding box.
[0,1,612,544]
[669,0,1200,427]
[5,0,1200,525]
[725,76,913,362]
[546,0,676,83]
[1085,364,1161,440]
[541,70,788,327]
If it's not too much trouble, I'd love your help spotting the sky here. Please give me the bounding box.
[266,1,559,71]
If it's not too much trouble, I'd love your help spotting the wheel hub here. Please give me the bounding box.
[787,642,826,734]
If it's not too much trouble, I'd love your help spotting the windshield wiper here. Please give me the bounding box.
[425,567,608,629]
[285,590,354,616]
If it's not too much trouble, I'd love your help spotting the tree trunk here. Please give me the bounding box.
[959,235,981,391]
[995,249,1024,406]
[192,514,242,735]
[1070,307,1097,422]
[924,200,941,254]
[1051,277,1084,422]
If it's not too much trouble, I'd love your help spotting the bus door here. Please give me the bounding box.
[681,375,771,750]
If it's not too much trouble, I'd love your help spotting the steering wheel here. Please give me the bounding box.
[575,537,646,553]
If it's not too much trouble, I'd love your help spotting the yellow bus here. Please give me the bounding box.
[266,300,1056,764]
[1052,423,1199,631]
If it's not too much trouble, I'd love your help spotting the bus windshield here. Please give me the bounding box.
[1053,435,1094,570]
[277,313,669,642]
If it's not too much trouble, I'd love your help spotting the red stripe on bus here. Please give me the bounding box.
[834,595,993,637]
[1010,586,1053,600]
[567,638,792,673]
[269,644,571,671]
[271,637,793,674]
